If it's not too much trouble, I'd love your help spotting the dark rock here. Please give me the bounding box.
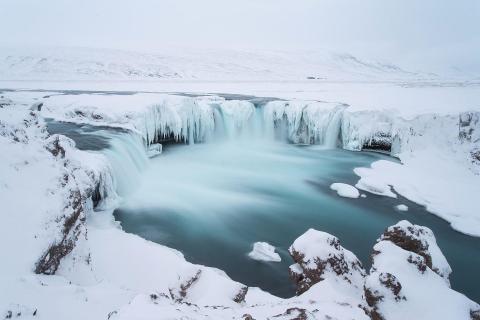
[380,223,432,270]
[233,286,248,303]
[361,133,392,153]
[34,190,85,275]
[288,229,365,295]
[273,307,310,320]
[378,273,403,300]
[471,309,480,320]
[30,102,43,112]
[169,270,202,301]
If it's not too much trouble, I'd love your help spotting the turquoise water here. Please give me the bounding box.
[112,142,480,302]
[45,120,479,302]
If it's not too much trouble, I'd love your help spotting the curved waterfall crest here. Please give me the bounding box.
[91,98,347,205]
[135,97,346,147]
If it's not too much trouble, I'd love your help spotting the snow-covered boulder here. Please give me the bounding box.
[379,220,451,279]
[288,229,366,295]
[168,266,249,306]
[248,242,281,262]
[364,220,479,320]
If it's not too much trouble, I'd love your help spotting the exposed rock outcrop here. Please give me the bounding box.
[288,228,366,295]
[34,189,85,274]
[459,112,480,168]
[378,220,451,279]
[288,222,479,320]
[364,220,479,320]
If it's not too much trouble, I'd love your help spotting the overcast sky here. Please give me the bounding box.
[1,0,479,66]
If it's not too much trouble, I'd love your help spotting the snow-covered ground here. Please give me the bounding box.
[0,46,444,82]
[1,46,479,319]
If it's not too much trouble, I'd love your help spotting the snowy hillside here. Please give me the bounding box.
[0,47,437,81]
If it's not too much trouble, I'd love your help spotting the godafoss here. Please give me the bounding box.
[47,103,480,303]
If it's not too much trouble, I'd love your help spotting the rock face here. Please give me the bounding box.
[459,112,480,168]
[288,228,366,295]
[364,220,479,320]
[288,222,480,320]
[378,220,451,279]
[34,135,92,275]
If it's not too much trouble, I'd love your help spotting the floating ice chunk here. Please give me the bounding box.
[395,204,409,211]
[147,143,162,158]
[360,194,367,198]
[248,242,281,262]
[330,183,360,198]
[355,176,397,198]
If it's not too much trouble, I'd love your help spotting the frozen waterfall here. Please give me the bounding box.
[135,98,346,147]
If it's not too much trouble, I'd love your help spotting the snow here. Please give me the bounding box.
[1,103,478,319]
[247,242,281,262]
[0,47,439,82]
[330,183,360,198]
[1,46,479,318]
[2,85,478,237]
[354,164,398,198]
[345,106,480,236]
[396,204,409,211]
[0,101,383,320]
[365,221,477,320]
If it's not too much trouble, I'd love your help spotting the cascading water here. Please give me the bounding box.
[149,99,345,146]
[98,130,149,197]
[45,98,480,302]
[324,106,346,148]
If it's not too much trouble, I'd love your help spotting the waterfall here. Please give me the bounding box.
[324,106,345,148]
[98,130,149,197]
[262,101,345,147]
[64,98,350,209]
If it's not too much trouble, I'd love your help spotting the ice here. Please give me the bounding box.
[396,204,409,211]
[146,143,162,158]
[248,242,281,262]
[330,183,360,198]
[263,100,346,146]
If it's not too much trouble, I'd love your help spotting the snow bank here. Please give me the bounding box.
[288,229,366,296]
[248,242,281,262]
[353,111,480,236]
[330,183,360,198]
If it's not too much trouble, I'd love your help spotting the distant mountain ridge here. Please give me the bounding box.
[0,46,451,82]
